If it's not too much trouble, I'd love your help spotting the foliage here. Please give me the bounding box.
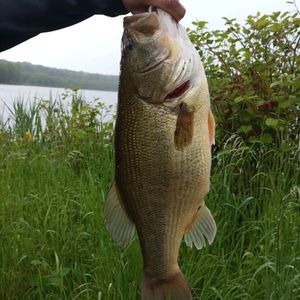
[188,10,300,146]
[0,92,299,300]
[0,60,119,91]
[3,89,115,173]
[0,91,118,300]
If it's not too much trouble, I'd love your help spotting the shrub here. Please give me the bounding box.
[188,8,300,147]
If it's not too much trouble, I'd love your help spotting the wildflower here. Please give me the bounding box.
[24,131,33,142]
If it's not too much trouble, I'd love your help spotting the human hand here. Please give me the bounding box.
[122,0,185,22]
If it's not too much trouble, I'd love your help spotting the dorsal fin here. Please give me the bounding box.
[208,109,215,146]
[104,182,135,247]
[184,203,217,249]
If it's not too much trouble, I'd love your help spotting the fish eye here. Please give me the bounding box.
[122,40,134,55]
[122,31,134,54]
[126,41,134,51]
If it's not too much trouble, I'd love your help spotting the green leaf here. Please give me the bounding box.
[257,100,265,106]
[30,259,49,269]
[279,99,294,109]
[270,23,281,32]
[237,125,253,133]
[249,136,261,144]
[244,48,251,60]
[255,16,270,30]
[270,81,281,88]
[260,133,273,144]
[293,18,300,26]
[234,96,244,103]
[196,21,208,28]
[265,118,279,128]
[239,111,253,122]
[57,267,71,277]
[43,275,61,286]
[271,11,281,20]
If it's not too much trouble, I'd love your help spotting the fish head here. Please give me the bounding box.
[121,9,204,105]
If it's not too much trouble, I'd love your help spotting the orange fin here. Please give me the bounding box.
[174,102,195,150]
[208,109,216,146]
[184,202,217,250]
[142,270,192,300]
[104,182,135,247]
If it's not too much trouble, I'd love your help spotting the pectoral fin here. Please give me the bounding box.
[184,203,217,249]
[174,102,195,150]
[104,182,135,247]
[208,109,215,146]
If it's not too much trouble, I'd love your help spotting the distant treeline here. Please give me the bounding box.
[0,59,119,91]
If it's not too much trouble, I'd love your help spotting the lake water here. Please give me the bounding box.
[0,84,118,121]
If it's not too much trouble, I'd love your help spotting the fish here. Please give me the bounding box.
[104,8,217,300]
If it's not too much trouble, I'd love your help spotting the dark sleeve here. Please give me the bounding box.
[0,0,128,52]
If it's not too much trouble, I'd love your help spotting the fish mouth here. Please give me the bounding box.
[164,80,191,101]
[123,12,159,33]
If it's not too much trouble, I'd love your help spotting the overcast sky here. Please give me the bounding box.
[0,0,297,75]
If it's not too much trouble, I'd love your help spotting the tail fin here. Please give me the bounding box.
[141,270,192,300]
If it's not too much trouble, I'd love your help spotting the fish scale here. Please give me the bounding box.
[115,93,209,272]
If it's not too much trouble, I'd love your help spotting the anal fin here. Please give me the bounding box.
[104,182,135,247]
[184,203,217,250]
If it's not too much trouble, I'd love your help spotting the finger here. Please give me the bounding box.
[152,0,185,22]
[131,8,148,14]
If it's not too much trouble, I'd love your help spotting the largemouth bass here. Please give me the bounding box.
[105,9,216,300]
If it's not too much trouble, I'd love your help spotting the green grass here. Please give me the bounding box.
[0,93,299,299]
